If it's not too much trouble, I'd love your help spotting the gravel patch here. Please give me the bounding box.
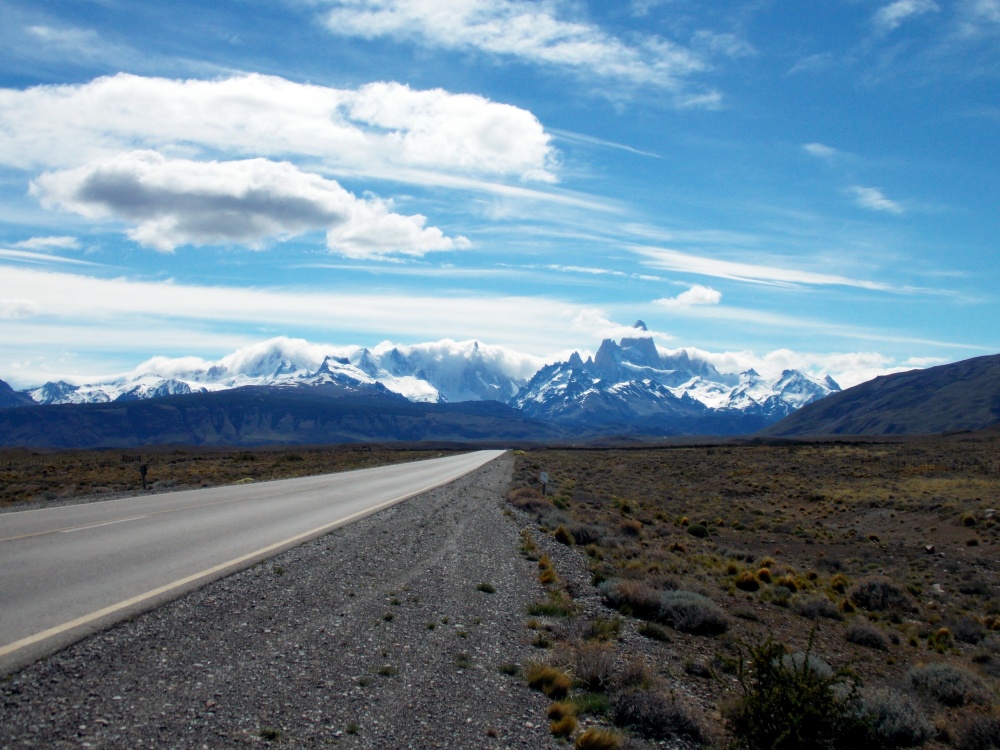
[0,453,564,749]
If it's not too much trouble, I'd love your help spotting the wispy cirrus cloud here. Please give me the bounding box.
[0,265,649,360]
[802,142,839,158]
[848,185,905,214]
[31,150,468,258]
[13,235,80,250]
[0,248,99,267]
[874,0,940,33]
[631,245,893,290]
[0,73,557,182]
[317,0,721,103]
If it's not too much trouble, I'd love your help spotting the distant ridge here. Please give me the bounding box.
[762,353,1000,436]
[0,379,33,408]
[0,384,563,449]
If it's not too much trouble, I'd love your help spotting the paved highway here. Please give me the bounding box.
[0,449,505,674]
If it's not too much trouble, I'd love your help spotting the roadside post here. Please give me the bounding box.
[540,471,549,495]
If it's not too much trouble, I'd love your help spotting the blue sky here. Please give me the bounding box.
[0,0,997,389]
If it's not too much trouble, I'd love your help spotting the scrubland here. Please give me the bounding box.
[508,436,1000,749]
[0,445,456,508]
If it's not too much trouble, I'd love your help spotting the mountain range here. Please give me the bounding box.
[0,323,846,447]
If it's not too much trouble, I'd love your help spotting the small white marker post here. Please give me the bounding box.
[539,471,549,495]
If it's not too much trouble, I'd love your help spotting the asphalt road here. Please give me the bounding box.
[0,449,505,675]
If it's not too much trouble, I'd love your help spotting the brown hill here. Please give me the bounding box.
[762,352,1000,436]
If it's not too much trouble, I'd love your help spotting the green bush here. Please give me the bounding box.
[848,577,915,612]
[855,687,933,748]
[611,689,704,744]
[956,714,1000,750]
[658,590,728,635]
[846,619,889,650]
[600,580,727,635]
[792,596,843,621]
[907,663,991,707]
[724,636,868,750]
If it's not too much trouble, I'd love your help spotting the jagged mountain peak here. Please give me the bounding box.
[512,335,840,434]
[633,320,648,331]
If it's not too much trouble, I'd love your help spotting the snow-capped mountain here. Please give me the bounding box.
[24,337,539,407]
[15,329,839,435]
[511,324,840,433]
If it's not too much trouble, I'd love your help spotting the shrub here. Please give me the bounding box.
[777,575,799,592]
[554,525,576,545]
[575,728,621,750]
[793,596,843,621]
[508,486,551,514]
[569,523,604,545]
[547,701,575,721]
[525,662,572,699]
[611,689,705,743]
[550,714,578,738]
[955,714,1000,750]
[620,519,643,537]
[725,636,867,750]
[687,523,710,538]
[658,590,728,635]
[476,582,496,594]
[781,651,834,679]
[927,627,954,653]
[527,590,576,617]
[848,577,915,612]
[908,663,991,707]
[830,573,849,593]
[855,687,933,748]
[583,615,622,642]
[637,622,671,642]
[951,617,986,645]
[600,579,662,621]
[846,620,889,650]
[576,643,616,692]
[735,571,761,592]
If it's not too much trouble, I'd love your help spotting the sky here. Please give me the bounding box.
[0,0,998,390]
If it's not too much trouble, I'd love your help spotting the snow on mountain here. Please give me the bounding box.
[17,332,838,434]
[23,337,539,407]
[512,327,840,431]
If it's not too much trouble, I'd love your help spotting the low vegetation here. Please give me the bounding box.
[508,435,1000,748]
[0,445,457,507]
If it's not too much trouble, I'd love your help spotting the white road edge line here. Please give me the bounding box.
[0,456,495,660]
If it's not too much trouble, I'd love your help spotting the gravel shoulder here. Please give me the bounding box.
[0,452,565,749]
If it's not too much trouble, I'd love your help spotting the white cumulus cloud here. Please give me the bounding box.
[655,284,722,307]
[31,150,468,257]
[0,73,557,182]
[848,185,905,214]
[319,0,712,97]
